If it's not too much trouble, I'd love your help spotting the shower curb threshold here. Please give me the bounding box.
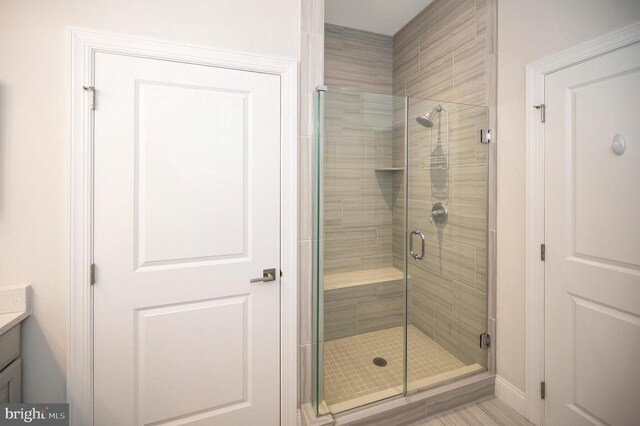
[301,372,495,426]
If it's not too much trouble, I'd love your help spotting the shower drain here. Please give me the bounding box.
[372,357,387,367]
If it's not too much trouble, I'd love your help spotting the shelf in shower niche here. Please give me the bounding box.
[374,167,404,171]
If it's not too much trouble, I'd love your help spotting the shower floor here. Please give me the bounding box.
[322,325,483,413]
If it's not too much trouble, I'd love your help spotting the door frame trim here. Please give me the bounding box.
[69,28,298,426]
[524,21,640,426]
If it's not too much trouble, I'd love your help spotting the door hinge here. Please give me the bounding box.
[480,129,492,144]
[83,86,95,111]
[533,104,545,123]
[541,243,546,261]
[479,333,491,348]
[540,381,546,399]
[90,264,96,285]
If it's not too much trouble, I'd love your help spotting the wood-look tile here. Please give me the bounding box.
[448,122,480,165]
[376,143,393,168]
[421,237,476,287]
[453,281,487,333]
[406,55,454,100]
[324,257,362,275]
[324,200,343,229]
[376,226,394,253]
[299,136,314,241]
[423,374,494,418]
[357,296,404,333]
[376,279,404,299]
[363,169,392,199]
[453,37,486,94]
[488,144,497,231]
[392,225,405,269]
[410,266,454,313]
[410,291,436,338]
[436,405,499,425]
[487,230,496,319]
[487,317,496,373]
[301,0,324,34]
[300,343,313,404]
[477,398,533,426]
[342,199,392,228]
[434,0,474,21]
[444,203,487,250]
[476,0,488,36]
[393,4,433,95]
[325,303,358,340]
[434,311,486,367]
[324,228,377,259]
[323,266,402,289]
[408,398,533,426]
[484,0,498,55]
[475,248,487,292]
[345,400,427,426]
[325,24,393,94]
[419,0,475,69]
[361,254,394,270]
[324,285,377,308]
[453,165,487,206]
[300,32,324,137]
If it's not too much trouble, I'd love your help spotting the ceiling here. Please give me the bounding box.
[325,0,434,36]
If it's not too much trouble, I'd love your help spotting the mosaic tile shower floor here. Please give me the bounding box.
[322,325,483,413]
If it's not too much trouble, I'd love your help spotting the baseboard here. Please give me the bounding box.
[495,375,526,417]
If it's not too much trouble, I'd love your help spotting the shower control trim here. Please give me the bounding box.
[410,230,426,261]
[430,202,448,226]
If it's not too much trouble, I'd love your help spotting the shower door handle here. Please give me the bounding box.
[410,230,426,261]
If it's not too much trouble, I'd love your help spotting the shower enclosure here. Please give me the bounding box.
[312,87,490,415]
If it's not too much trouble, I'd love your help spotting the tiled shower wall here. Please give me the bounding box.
[299,0,497,411]
[299,0,324,407]
[392,0,496,368]
[323,24,394,275]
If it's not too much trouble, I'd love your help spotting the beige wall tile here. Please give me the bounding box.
[357,296,404,333]
[453,281,487,333]
[434,311,486,367]
[420,0,476,69]
[325,304,358,340]
[325,285,376,308]
[475,248,487,292]
[453,165,488,206]
[411,294,436,337]
[444,203,487,250]
[406,55,454,100]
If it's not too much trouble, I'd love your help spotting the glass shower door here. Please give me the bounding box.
[312,88,406,415]
[312,89,491,415]
[405,98,489,392]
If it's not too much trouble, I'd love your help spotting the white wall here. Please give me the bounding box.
[0,0,300,403]
[497,0,640,394]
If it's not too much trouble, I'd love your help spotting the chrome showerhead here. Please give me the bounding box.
[416,115,434,127]
[416,105,443,128]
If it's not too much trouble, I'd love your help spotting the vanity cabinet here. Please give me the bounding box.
[0,324,22,402]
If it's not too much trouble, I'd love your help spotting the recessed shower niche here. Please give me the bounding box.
[311,0,493,416]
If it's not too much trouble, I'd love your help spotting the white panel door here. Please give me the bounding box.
[92,52,281,426]
[544,41,640,426]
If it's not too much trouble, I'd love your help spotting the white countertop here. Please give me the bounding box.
[0,285,32,335]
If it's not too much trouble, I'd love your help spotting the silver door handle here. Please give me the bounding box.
[410,230,426,260]
[250,268,277,283]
